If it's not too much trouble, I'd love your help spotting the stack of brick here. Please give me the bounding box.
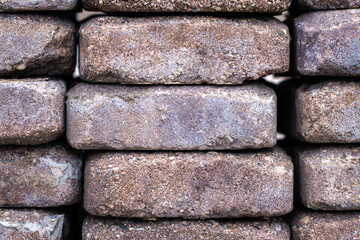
[0,2,81,239]
[69,1,295,239]
[280,1,360,239]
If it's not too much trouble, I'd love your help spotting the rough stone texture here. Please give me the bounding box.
[294,145,360,210]
[82,0,291,13]
[0,14,75,77]
[0,78,66,145]
[295,10,360,76]
[80,16,290,84]
[293,80,360,143]
[0,144,82,207]
[292,211,360,240]
[83,216,291,240]
[67,83,277,150]
[298,0,360,10]
[0,208,65,240]
[84,148,293,219]
[0,0,78,11]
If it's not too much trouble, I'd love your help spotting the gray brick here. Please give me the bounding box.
[295,10,360,76]
[67,83,277,150]
[0,0,78,11]
[298,0,360,10]
[0,78,65,145]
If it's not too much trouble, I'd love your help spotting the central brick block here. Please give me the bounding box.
[84,148,293,218]
[67,83,277,150]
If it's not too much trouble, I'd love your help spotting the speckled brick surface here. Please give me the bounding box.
[293,80,360,143]
[67,83,277,150]
[0,208,65,240]
[295,10,360,76]
[84,148,293,218]
[0,144,82,207]
[298,0,360,10]
[0,78,66,145]
[82,0,291,13]
[83,216,291,240]
[80,16,290,84]
[292,211,360,240]
[0,0,78,11]
[0,14,75,77]
[294,145,360,210]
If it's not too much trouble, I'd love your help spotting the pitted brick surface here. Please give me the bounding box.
[0,14,75,77]
[83,216,291,240]
[0,78,66,145]
[84,148,293,218]
[80,16,290,84]
[295,10,360,76]
[0,0,78,11]
[67,83,277,150]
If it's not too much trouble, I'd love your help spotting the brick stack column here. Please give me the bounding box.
[281,1,360,239]
[0,2,81,239]
[71,1,295,239]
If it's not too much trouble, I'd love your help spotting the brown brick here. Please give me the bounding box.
[82,0,290,13]
[0,0,78,11]
[292,211,360,240]
[293,80,360,143]
[83,216,291,240]
[295,10,360,76]
[0,14,75,77]
[79,16,290,84]
[67,83,277,150]
[0,78,66,145]
[0,208,65,240]
[294,145,360,210]
[298,0,360,10]
[0,144,82,207]
[84,148,293,218]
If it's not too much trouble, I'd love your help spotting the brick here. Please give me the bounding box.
[0,0,78,11]
[293,80,360,143]
[0,144,82,207]
[82,0,290,13]
[0,14,75,77]
[84,148,293,218]
[0,208,65,240]
[79,16,290,84]
[292,211,360,240]
[294,145,360,210]
[83,216,290,240]
[67,83,277,150]
[295,10,360,76]
[298,0,360,10]
[0,78,66,145]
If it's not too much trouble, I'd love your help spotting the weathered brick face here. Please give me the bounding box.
[295,10,360,76]
[0,14,76,77]
[298,0,360,10]
[82,0,291,12]
[0,0,78,11]
[292,211,360,240]
[79,16,290,84]
[0,144,82,207]
[0,208,65,239]
[67,83,277,150]
[83,217,291,240]
[0,78,66,145]
[294,145,360,211]
[293,81,360,143]
[84,148,293,218]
